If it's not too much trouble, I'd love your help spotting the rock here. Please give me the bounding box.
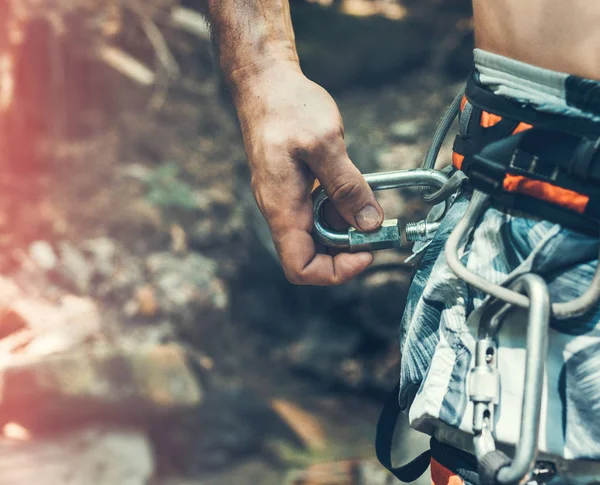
[0,277,23,310]
[200,461,280,485]
[0,343,203,430]
[170,224,188,255]
[0,426,154,485]
[82,237,118,279]
[28,241,57,271]
[0,277,28,340]
[146,252,229,334]
[188,210,243,250]
[189,217,220,248]
[0,290,102,358]
[357,460,405,485]
[286,459,396,485]
[153,386,301,474]
[108,256,145,302]
[340,0,407,19]
[375,142,429,171]
[119,163,152,182]
[136,285,159,317]
[58,241,92,294]
[286,317,362,385]
[355,267,411,341]
[10,295,103,357]
[389,120,425,142]
[80,238,145,304]
[270,399,327,451]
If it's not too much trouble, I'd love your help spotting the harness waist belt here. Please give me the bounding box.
[453,74,600,235]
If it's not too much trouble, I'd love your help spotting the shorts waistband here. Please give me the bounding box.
[474,48,600,122]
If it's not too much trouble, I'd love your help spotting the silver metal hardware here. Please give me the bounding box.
[405,220,442,242]
[469,274,551,485]
[312,169,449,252]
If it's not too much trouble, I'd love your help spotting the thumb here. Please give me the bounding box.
[308,143,383,232]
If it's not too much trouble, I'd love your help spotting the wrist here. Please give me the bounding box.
[227,52,302,104]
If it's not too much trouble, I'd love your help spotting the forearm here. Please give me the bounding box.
[202,0,300,89]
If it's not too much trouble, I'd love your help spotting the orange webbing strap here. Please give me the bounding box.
[431,458,465,485]
[503,174,590,214]
[512,122,533,135]
[452,152,465,171]
[480,111,503,128]
[453,99,531,173]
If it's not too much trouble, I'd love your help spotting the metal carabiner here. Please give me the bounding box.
[312,169,449,252]
[469,273,551,485]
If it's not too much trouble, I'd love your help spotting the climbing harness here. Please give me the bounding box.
[312,72,600,484]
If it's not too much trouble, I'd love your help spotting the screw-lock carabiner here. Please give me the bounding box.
[312,169,449,252]
[469,273,550,485]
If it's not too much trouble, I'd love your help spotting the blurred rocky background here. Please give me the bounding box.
[0,0,472,483]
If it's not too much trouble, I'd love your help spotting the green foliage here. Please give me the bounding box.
[144,163,198,211]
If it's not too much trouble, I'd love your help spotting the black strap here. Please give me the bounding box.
[478,450,512,485]
[376,383,431,482]
[467,73,600,137]
[570,136,600,179]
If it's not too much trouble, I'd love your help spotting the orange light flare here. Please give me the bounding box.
[0,12,60,254]
[2,422,31,441]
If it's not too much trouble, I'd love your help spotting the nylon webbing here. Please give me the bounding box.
[375,383,431,482]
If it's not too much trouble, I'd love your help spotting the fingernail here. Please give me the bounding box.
[355,205,381,231]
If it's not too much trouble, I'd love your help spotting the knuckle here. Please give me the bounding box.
[260,127,290,151]
[294,134,320,157]
[250,175,280,221]
[283,266,306,286]
[327,272,345,286]
[320,125,344,145]
[328,173,362,207]
[297,125,343,156]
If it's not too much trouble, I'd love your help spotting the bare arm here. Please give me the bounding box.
[201,1,384,285]
[205,1,298,85]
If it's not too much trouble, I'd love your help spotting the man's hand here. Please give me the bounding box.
[233,62,384,285]
[201,0,383,284]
